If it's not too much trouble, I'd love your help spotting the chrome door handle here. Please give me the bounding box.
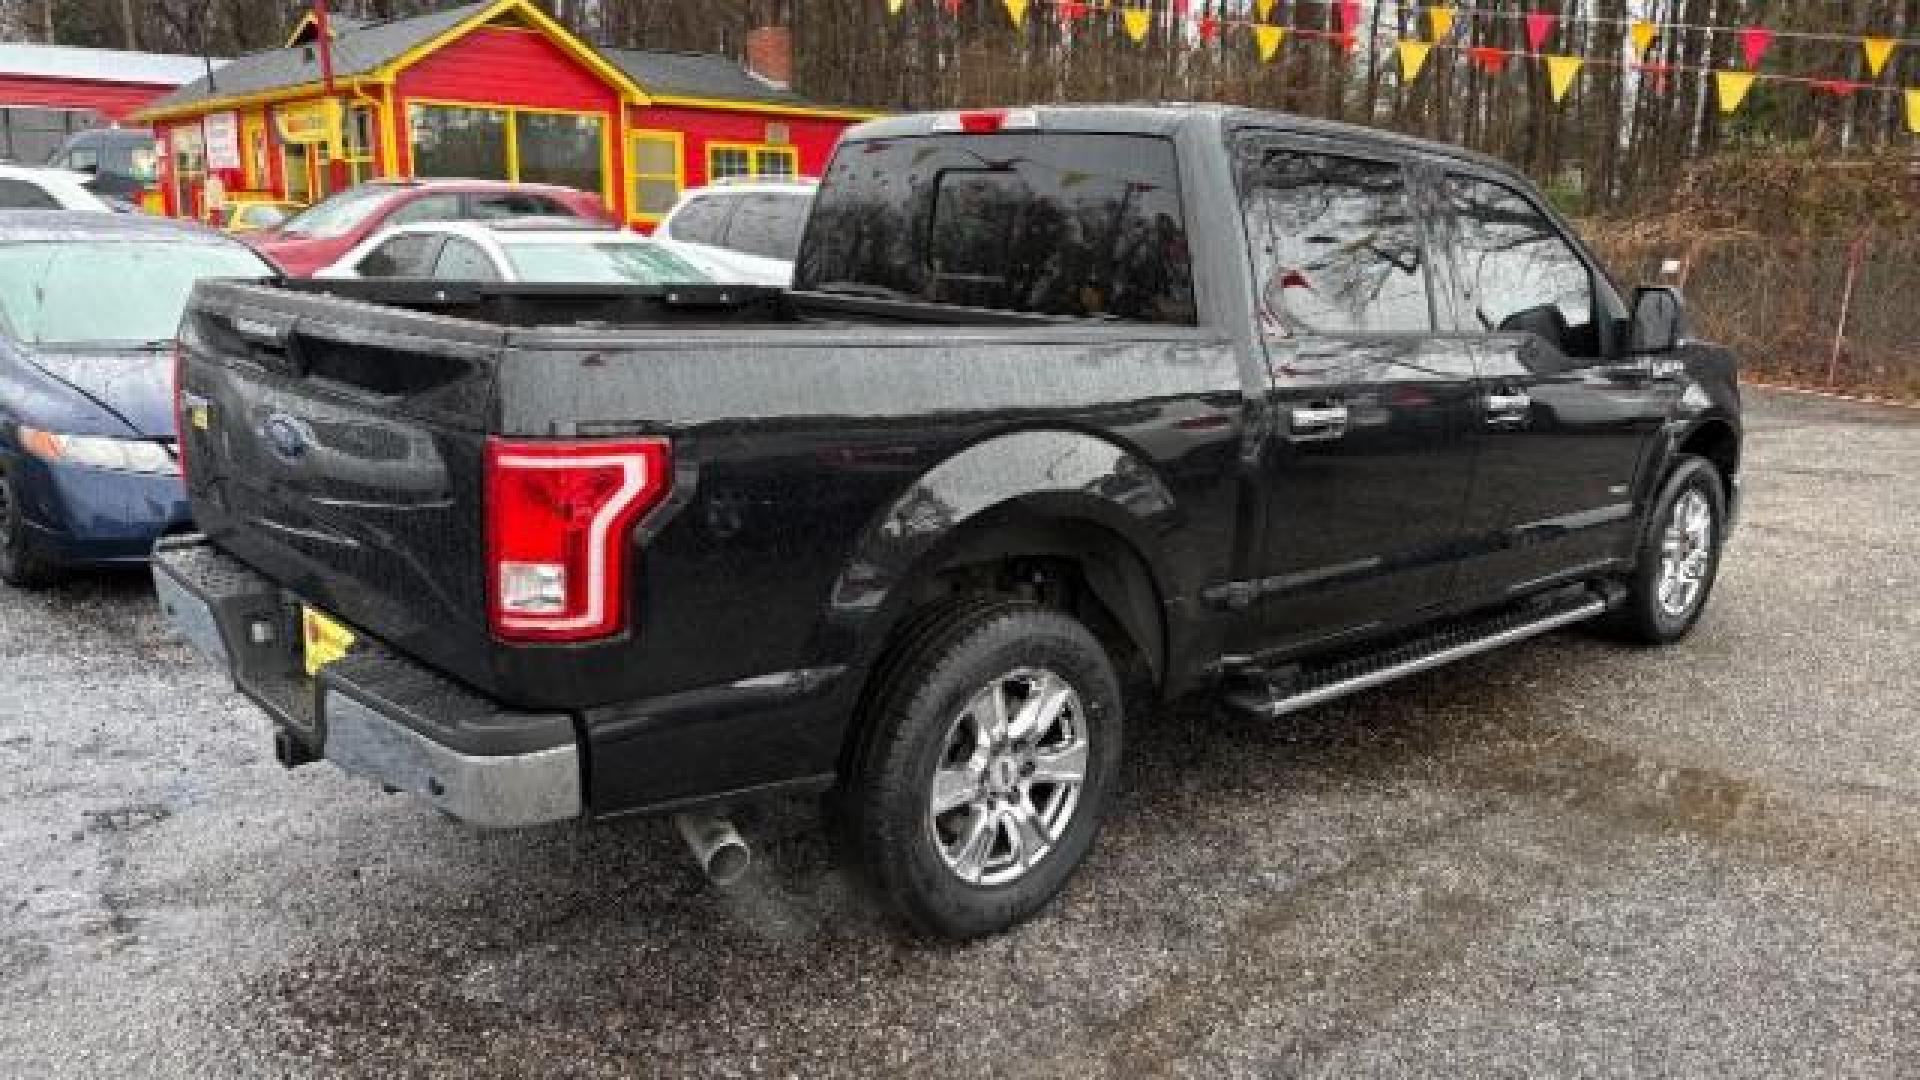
[1289,404,1348,443]
[1485,391,1531,427]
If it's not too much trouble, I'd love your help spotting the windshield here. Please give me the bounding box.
[0,241,271,346]
[503,241,712,285]
[797,132,1195,324]
[276,185,395,238]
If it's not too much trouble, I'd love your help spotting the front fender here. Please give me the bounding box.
[822,427,1181,660]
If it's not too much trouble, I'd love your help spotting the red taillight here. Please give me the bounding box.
[485,438,671,644]
[958,109,1008,133]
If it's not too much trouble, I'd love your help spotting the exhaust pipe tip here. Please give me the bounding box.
[674,810,751,887]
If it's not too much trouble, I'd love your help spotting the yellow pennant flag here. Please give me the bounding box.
[1630,20,1658,60]
[1546,55,1583,103]
[1003,0,1027,26]
[1122,7,1151,44]
[886,0,905,13]
[1907,89,1920,134]
[1715,70,1757,113]
[1863,37,1897,78]
[1397,40,1432,82]
[1255,25,1286,62]
[1427,6,1457,40]
[1256,0,1278,21]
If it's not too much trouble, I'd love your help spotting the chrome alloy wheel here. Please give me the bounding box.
[926,667,1089,886]
[1658,488,1714,618]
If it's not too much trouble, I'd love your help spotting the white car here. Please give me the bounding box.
[651,180,815,289]
[0,164,118,212]
[314,219,714,285]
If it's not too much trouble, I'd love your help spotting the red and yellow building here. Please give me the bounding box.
[132,0,873,226]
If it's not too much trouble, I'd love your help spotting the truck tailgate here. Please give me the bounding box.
[177,281,504,690]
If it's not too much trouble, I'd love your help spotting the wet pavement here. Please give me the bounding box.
[3,388,1916,1078]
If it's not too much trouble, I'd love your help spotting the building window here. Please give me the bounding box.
[707,142,797,183]
[407,103,607,202]
[0,106,100,165]
[629,131,682,222]
[409,103,509,181]
[339,105,377,186]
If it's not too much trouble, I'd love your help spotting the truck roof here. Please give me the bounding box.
[841,103,1526,183]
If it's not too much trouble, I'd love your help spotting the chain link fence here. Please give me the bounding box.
[1589,231,1920,401]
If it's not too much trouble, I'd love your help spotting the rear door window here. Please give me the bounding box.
[432,237,499,280]
[668,194,733,246]
[722,192,810,260]
[357,234,441,277]
[466,192,566,220]
[1236,143,1433,336]
[798,132,1194,324]
[0,178,59,209]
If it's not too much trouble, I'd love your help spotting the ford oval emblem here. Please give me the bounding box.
[264,414,308,459]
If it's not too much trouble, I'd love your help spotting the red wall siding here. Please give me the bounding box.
[630,104,850,190]
[0,75,172,121]
[396,27,619,113]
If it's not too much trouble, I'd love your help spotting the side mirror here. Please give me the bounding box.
[1628,286,1688,354]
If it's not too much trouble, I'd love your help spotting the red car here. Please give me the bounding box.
[242,179,615,277]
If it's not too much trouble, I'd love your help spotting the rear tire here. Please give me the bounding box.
[1607,455,1726,646]
[840,600,1124,939]
[0,470,59,590]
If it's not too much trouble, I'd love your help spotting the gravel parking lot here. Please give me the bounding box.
[3,388,1916,1079]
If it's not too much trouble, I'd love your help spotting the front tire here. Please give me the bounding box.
[1609,455,1727,645]
[842,601,1124,939]
[0,469,59,590]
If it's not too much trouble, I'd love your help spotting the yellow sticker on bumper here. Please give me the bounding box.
[301,606,355,677]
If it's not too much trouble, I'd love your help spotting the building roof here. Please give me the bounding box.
[600,48,804,106]
[0,42,221,88]
[146,1,492,111]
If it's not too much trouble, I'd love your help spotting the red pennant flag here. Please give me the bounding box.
[1331,31,1358,54]
[1058,0,1089,20]
[1525,12,1557,51]
[1470,46,1510,74]
[1197,16,1220,42]
[1171,0,1190,14]
[1634,62,1673,94]
[943,0,964,12]
[1738,26,1774,69]
[1337,0,1362,33]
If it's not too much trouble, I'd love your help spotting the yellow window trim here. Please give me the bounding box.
[627,128,684,225]
[403,97,616,210]
[239,111,267,189]
[705,140,798,183]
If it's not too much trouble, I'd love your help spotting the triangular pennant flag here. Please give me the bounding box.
[1396,40,1432,82]
[1337,1,1363,34]
[1122,6,1151,43]
[1002,0,1027,27]
[1863,37,1897,78]
[1255,25,1286,62]
[1738,26,1774,69]
[1469,46,1509,74]
[1256,0,1277,20]
[1058,0,1090,21]
[1525,12,1558,52]
[1715,70,1757,113]
[1630,20,1658,60]
[1427,6,1456,40]
[1198,16,1220,43]
[1546,55,1583,103]
[886,0,905,14]
[943,0,963,13]
[1907,89,1920,134]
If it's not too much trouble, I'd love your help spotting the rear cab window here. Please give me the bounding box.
[669,195,734,245]
[796,132,1195,324]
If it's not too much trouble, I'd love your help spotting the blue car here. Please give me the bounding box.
[0,212,273,587]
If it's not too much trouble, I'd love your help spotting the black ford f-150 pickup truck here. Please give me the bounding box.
[156,105,1740,939]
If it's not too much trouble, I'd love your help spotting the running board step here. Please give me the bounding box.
[1226,590,1611,718]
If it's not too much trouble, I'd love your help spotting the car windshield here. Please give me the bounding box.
[0,240,271,346]
[503,241,712,285]
[277,186,396,238]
